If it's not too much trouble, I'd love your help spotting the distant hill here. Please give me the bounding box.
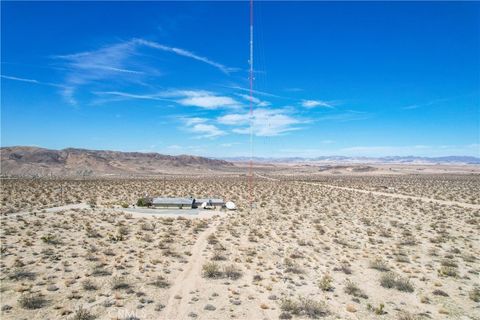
[0,146,233,177]
[223,155,480,165]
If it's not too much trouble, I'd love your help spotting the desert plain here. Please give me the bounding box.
[1,164,479,320]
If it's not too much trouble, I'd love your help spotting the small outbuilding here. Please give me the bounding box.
[194,198,224,208]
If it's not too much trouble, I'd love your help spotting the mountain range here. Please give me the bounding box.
[221,155,480,164]
[1,146,478,177]
[0,146,233,177]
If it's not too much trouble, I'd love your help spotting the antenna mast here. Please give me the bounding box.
[248,0,254,207]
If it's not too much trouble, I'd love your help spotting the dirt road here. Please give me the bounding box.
[254,173,480,210]
[3,203,90,218]
[162,220,219,319]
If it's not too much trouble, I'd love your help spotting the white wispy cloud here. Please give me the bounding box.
[93,91,171,101]
[95,89,241,110]
[235,93,271,107]
[182,117,226,139]
[2,74,73,104]
[55,41,141,104]
[1,75,40,84]
[1,74,65,88]
[220,142,241,147]
[315,110,370,122]
[55,38,235,104]
[227,85,281,98]
[301,99,333,108]
[176,92,239,109]
[218,108,302,136]
[191,123,225,138]
[134,39,236,74]
[401,97,449,110]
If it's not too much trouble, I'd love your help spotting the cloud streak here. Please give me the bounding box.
[1,74,65,88]
[182,117,226,138]
[55,38,236,104]
[301,99,334,108]
[134,39,236,74]
[95,89,241,110]
[218,108,303,136]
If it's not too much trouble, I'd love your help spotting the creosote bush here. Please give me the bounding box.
[344,280,368,299]
[150,276,170,288]
[318,274,334,292]
[380,272,414,292]
[280,297,329,318]
[18,294,47,309]
[202,262,222,278]
[72,307,97,320]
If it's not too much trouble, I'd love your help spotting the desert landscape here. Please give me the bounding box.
[2,1,479,319]
[1,152,479,320]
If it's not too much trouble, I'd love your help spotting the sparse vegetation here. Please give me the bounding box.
[280,297,329,318]
[1,173,478,319]
[18,294,47,309]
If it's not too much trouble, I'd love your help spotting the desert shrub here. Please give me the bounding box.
[207,234,218,245]
[300,297,329,318]
[380,272,397,289]
[281,297,329,318]
[281,298,301,314]
[85,226,102,238]
[284,258,304,274]
[72,307,96,320]
[367,303,385,315]
[380,273,414,292]
[223,265,242,280]
[339,262,352,274]
[438,266,458,277]
[150,276,170,288]
[432,289,449,297]
[370,258,390,272]
[395,255,410,263]
[9,268,36,281]
[440,259,458,268]
[469,287,480,302]
[41,234,62,245]
[395,277,414,292]
[396,311,419,320]
[141,222,155,231]
[117,226,129,236]
[91,264,112,277]
[108,233,124,242]
[111,276,131,290]
[121,203,129,208]
[18,294,47,309]
[211,250,226,261]
[318,274,334,292]
[202,262,222,278]
[136,198,151,207]
[399,236,417,246]
[344,280,368,299]
[82,279,98,291]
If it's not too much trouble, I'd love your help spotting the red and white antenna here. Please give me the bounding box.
[248,0,254,207]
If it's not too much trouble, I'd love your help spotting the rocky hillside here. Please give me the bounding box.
[0,146,233,177]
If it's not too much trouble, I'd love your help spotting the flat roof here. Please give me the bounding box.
[152,197,193,205]
[195,198,224,203]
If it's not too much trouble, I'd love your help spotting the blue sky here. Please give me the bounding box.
[1,1,479,157]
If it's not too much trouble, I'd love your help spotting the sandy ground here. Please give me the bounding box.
[256,173,480,210]
[1,171,479,320]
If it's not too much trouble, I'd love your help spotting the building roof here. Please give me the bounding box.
[195,198,224,204]
[152,197,194,205]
